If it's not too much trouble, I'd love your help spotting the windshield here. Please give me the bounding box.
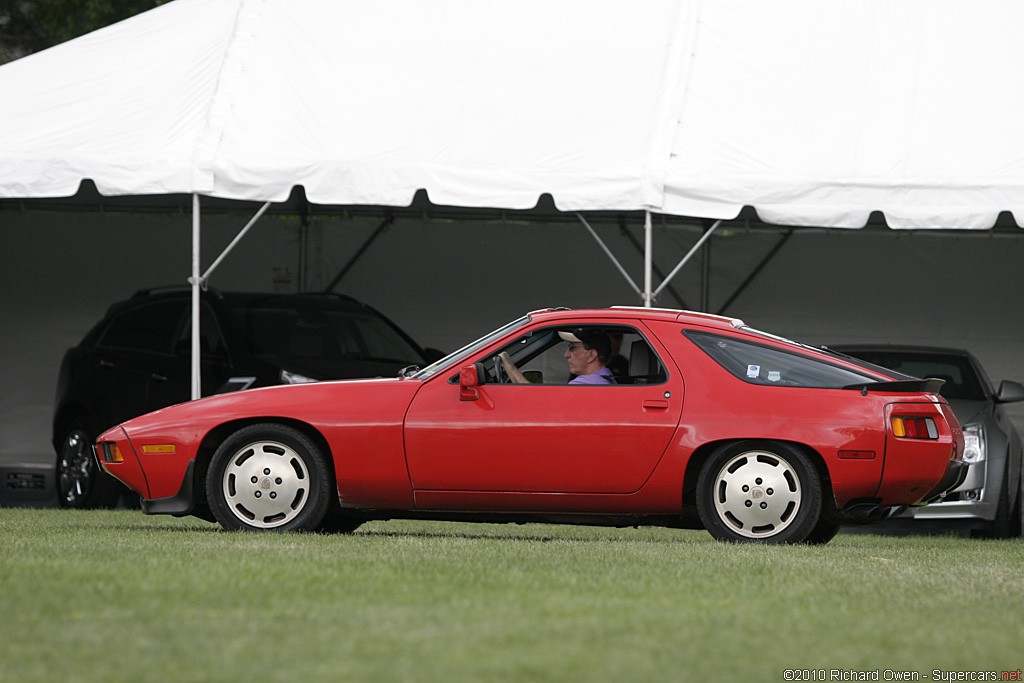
[833,350,988,400]
[413,315,531,380]
[228,302,425,365]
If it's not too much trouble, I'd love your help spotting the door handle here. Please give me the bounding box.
[99,360,114,368]
[151,373,168,382]
[642,400,669,410]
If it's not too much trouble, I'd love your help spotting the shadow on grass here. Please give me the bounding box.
[348,524,708,545]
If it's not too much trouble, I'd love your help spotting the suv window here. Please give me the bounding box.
[176,303,228,357]
[99,300,186,354]
[686,331,875,388]
[227,304,424,364]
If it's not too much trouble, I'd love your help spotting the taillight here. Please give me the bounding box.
[891,416,939,439]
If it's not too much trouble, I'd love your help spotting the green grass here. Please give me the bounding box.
[1,510,1021,683]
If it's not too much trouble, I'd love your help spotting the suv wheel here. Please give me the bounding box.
[55,423,123,509]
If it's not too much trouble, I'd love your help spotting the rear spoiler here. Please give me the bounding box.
[842,378,945,394]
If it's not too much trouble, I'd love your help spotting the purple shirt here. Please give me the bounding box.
[569,367,616,385]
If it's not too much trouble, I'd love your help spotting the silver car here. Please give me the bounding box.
[831,345,1024,538]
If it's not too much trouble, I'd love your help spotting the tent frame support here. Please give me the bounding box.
[716,227,794,316]
[615,216,688,309]
[187,195,273,400]
[578,211,723,308]
[576,212,643,301]
[324,213,394,292]
[653,218,722,302]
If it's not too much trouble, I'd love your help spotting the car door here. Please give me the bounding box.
[403,322,683,505]
[146,301,236,408]
[87,299,189,425]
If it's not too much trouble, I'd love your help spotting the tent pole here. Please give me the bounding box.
[615,216,689,309]
[190,193,201,401]
[644,210,653,307]
[653,219,722,301]
[576,213,642,300]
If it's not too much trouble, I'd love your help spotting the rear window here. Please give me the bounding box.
[686,331,877,388]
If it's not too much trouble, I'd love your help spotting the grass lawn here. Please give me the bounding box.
[1,508,1021,682]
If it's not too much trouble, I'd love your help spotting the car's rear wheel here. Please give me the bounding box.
[55,423,122,509]
[206,424,332,532]
[696,441,824,544]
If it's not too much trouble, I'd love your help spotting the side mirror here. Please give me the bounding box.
[997,379,1024,403]
[459,363,487,401]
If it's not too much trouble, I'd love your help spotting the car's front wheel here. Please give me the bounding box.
[55,423,123,509]
[206,424,333,532]
[696,441,824,544]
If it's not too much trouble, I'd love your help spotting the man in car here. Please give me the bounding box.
[500,329,616,385]
[559,329,616,384]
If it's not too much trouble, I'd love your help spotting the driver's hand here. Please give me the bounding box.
[499,351,515,373]
[499,352,528,384]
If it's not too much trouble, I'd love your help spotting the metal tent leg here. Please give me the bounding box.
[187,197,273,401]
[190,194,201,400]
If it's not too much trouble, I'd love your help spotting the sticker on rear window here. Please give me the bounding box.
[747,365,760,378]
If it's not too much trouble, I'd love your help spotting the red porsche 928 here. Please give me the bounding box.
[96,307,966,544]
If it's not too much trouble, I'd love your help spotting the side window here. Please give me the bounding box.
[686,331,876,388]
[176,303,227,358]
[481,324,667,386]
[99,300,187,354]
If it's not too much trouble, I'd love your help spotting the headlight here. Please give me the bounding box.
[280,369,317,384]
[961,423,986,463]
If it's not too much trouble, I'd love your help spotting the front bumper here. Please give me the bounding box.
[140,458,197,517]
[901,454,1005,522]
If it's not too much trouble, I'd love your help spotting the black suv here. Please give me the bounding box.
[53,288,441,508]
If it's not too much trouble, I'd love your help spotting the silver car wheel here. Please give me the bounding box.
[222,440,310,529]
[711,450,802,539]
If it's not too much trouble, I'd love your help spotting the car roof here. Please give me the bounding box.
[831,344,973,358]
[105,287,370,316]
[526,306,746,330]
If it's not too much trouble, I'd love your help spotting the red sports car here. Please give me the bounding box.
[96,307,967,544]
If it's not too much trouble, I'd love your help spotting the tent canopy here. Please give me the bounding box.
[3,0,1024,229]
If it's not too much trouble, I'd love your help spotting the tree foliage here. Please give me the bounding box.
[1,0,166,64]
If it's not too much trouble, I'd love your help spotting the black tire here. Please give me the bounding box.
[976,461,1019,539]
[1017,466,1024,539]
[696,441,824,544]
[206,424,332,532]
[55,422,123,509]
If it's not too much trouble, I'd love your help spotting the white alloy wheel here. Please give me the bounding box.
[711,450,802,539]
[222,440,311,529]
[697,441,824,544]
[207,424,332,532]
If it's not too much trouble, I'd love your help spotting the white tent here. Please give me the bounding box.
[3,0,1024,395]
[4,0,1024,225]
